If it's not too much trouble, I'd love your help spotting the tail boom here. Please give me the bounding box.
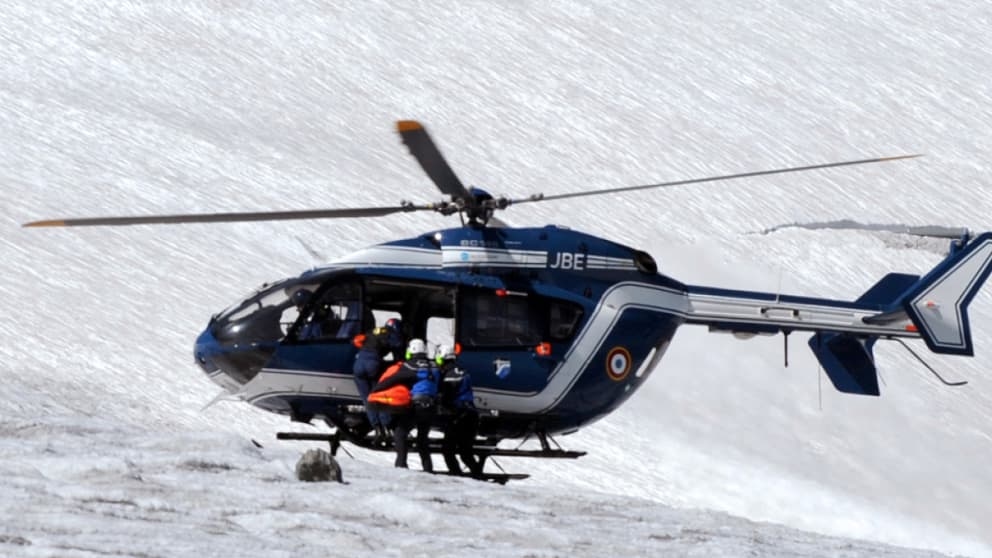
[684,288,920,339]
[684,287,916,396]
[682,232,992,395]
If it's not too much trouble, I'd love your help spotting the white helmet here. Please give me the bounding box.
[406,338,427,358]
[434,344,456,364]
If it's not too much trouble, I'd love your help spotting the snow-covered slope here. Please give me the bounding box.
[2,2,990,556]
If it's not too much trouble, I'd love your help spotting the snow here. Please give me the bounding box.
[2,1,991,556]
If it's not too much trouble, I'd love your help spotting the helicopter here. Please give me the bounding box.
[24,120,992,480]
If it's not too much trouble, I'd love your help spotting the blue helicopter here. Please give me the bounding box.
[25,121,992,475]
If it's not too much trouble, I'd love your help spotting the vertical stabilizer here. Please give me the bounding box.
[902,233,992,355]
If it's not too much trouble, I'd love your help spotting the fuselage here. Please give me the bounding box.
[194,225,685,438]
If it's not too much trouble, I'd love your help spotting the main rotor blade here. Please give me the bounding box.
[397,120,474,204]
[511,154,922,205]
[22,205,428,227]
[760,220,970,239]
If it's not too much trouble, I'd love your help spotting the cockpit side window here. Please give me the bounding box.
[549,300,584,341]
[294,281,365,342]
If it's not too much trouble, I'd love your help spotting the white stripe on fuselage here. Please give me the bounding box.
[442,246,548,268]
[474,283,688,413]
[475,281,923,413]
[315,245,441,270]
[240,369,358,405]
[237,276,921,414]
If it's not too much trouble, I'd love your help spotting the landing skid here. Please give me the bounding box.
[432,471,531,485]
[475,446,586,459]
[276,431,586,459]
[276,426,585,483]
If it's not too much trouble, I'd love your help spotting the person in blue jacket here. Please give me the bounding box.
[436,345,482,477]
[407,339,440,473]
[352,317,404,444]
[369,338,438,471]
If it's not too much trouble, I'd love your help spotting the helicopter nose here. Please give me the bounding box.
[194,322,271,393]
[194,326,219,373]
[194,325,235,392]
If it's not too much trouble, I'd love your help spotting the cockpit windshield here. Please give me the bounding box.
[211,274,369,347]
[219,282,294,323]
[212,278,311,346]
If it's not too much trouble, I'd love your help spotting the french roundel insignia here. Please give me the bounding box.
[605,347,632,381]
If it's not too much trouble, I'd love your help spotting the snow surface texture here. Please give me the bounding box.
[2,1,990,556]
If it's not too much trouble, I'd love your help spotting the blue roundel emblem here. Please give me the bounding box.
[460,251,470,261]
[606,347,632,381]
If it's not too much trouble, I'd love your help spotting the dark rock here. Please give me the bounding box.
[295,448,343,483]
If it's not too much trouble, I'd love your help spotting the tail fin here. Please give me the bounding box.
[902,232,992,355]
[855,273,920,306]
[808,233,992,396]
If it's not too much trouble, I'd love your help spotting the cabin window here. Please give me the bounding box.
[427,316,455,353]
[459,292,544,347]
[457,290,585,348]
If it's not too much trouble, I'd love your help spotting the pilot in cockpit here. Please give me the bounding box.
[293,289,324,340]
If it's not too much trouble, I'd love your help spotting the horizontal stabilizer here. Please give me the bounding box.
[861,309,909,325]
[809,333,880,396]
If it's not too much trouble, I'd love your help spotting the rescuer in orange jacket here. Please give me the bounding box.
[367,339,438,470]
[367,361,410,407]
